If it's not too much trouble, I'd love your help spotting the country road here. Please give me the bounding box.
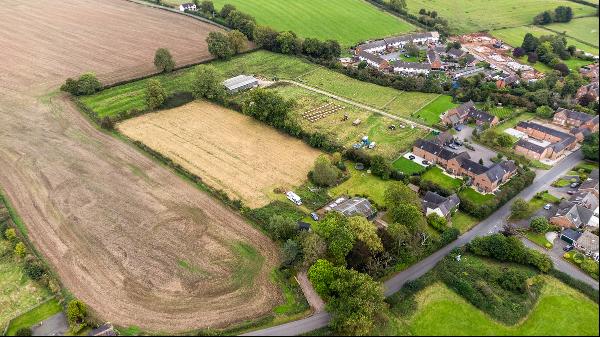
[242,149,586,336]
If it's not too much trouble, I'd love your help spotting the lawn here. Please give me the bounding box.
[330,163,393,207]
[392,157,426,175]
[421,166,462,192]
[393,278,598,336]
[487,106,521,119]
[450,211,478,233]
[459,187,495,204]
[207,0,415,48]
[491,25,599,56]
[524,231,553,249]
[5,298,62,336]
[552,177,573,187]
[543,17,599,51]
[494,112,535,133]
[0,241,52,329]
[411,95,457,126]
[405,0,596,34]
[269,83,428,160]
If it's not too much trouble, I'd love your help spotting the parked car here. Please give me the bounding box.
[563,245,574,252]
[567,190,576,195]
[454,139,463,146]
[408,155,416,160]
[543,204,552,210]
[454,124,464,131]
[310,212,319,221]
[422,160,430,165]
[448,144,458,150]
[570,182,580,188]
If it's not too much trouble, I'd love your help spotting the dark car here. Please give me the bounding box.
[408,155,416,160]
[422,160,430,165]
[454,125,464,131]
[567,190,576,195]
[563,245,574,252]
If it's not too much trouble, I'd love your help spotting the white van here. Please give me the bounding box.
[286,191,302,206]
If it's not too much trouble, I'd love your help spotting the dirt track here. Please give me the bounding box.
[119,101,321,207]
[0,0,281,332]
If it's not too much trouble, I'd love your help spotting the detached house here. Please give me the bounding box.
[575,231,599,260]
[422,191,460,219]
[579,169,599,198]
[550,200,595,228]
[440,101,499,127]
[179,3,197,11]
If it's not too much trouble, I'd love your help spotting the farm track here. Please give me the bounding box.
[0,0,281,332]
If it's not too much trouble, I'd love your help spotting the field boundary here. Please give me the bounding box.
[1,296,57,336]
[536,25,600,49]
[125,0,230,30]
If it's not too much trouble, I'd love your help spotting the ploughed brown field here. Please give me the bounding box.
[119,101,322,208]
[0,0,281,332]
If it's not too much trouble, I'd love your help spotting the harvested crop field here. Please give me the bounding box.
[0,0,281,332]
[119,101,321,208]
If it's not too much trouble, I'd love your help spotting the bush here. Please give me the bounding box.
[15,328,32,336]
[467,234,552,272]
[427,213,447,232]
[572,252,585,264]
[14,242,27,257]
[153,48,175,73]
[23,257,46,280]
[61,73,101,96]
[311,155,340,187]
[530,216,550,233]
[66,299,87,325]
[580,259,599,280]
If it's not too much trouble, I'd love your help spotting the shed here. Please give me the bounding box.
[223,75,259,93]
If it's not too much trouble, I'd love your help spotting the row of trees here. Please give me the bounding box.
[369,0,451,36]
[206,30,248,60]
[533,6,573,25]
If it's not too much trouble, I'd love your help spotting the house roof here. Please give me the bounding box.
[422,191,460,217]
[222,75,258,91]
[516,138,547,154]
[467,108,496,124]
[358,50,386,65]
[433,131,454,145]
[392,60,432,70]
[485,161,517,182]
[569,191,599,210]
[457,157,488,175]
[576,231,599,253]
[447,48,465,58]
[332,197,376,218]
[427,49,440,63]
[414,139,457,161]
[551,136,577,153]
[562,228,582,241]
[517,121,572,140]
[579,171,599,193]
[555,108,595,123]
[180,3,196,9]
[556,201,595,227]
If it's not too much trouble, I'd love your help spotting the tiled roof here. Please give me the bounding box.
[392,60,432,70]
[516,138,546,154]
[556,108,595,123]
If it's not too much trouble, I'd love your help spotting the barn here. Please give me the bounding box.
[223,75,259,94]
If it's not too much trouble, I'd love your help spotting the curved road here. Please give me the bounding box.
[243,150,585,336]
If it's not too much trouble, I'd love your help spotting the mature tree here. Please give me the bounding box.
[427,213,447,232]
[268,214,297,241]
[219,3,236,18]
[200,0,214,14]
[75,73,102,95]
[145,79,167,110]
[242,89,294,128]
[521,33,539,53]
[315,212,355,265]
[388,203,424,232]
[536,41,556,64]
[554,6,573,23]
[226,10,256,39]
[60,78,78,95]
[347,216,383,253]
[253,25,279,51]
[191,66,225,101]
[553,62,570,76]
[370,155,391,179]
[533,10,553,25]
[530,216,550,233]
[582,133,599,161]
[405,42,420,57]
[276,31,299,54]
[389,0,407,12]
[308,259,337,297]
[302,38,324,58]
[301,232,327,268]
[207,31,235,59]
[312,155,340,187]
[496,133,514,148]
[512,47,526,58]
[535,105,554,118]
[282,239,301,267]
[227,29,248,54]
[154,48,175,73]
[66,300,87,325]
[384,182,421,208]
[323,40,342,59]
[527,52,539,63]
[510,198,531,220]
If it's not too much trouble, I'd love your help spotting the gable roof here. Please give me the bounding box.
[517,121,573,140]
[414,139,458,161]
[222,75,257,91]
[516,138,547,154]
[576,231,599,253]
[467,108,496,124]
[447,48,465,58]
[555,201,595,227]
[457,157,488,175]
[485,161,516,183]
[392,60,432,70]
[569,190,599,210]
[332,197,376,219]
[358,50,387,66]
[555,108,595,123]
[422,191,460,217]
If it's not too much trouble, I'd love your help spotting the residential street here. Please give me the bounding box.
[242,150,587,337]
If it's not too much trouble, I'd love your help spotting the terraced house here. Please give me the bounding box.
[552,108,599,135]
[514,121,578,160]
[413,139,517,193]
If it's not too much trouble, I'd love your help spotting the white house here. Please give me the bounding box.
[392,61,431,75]
[179,3,197,11]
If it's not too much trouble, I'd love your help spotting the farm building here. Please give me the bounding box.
[179,3,197,11]
[323,196,377,219]
[223,75,259,94]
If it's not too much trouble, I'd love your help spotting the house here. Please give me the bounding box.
[357,50,389,70]
[576,82,599,104]
[179,3,197,11]
[391,61,431,75]
[514,121,578,160]
[496,74,519,88]
[574,230,599,258]
[550,200,595,228]
[355,32,439,54]
[422,191,460,219]
[514,138,551,160]
[440,100,498,127]
[324,197,377,219]
[427,49,442,70]
[569,190,599,211]
[552,108,599,133]
[222,75,259,94]
[579,169,599,198]
[452,66,485,79]
[432,131,454,146]
[412,139,517,192]
[560,228,582,244]
[446,48,466,60]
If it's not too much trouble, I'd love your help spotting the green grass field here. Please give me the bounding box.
[491,25,600,56]
[392,157,426,175]
[0,241,52,329]
[421,167,462,192]
[385,277,599,336]
[5,298,62,336]
[543,17,599,50]
[205,0,415,48]
[406,0,596,34]
[412,95,457,126]
[330,164,394,207]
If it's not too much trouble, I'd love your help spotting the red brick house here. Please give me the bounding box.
[552,108,599,132]
[440,101,499,127]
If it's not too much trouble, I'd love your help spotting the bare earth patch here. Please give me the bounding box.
[0,0,281,332]
[119,101,321,207]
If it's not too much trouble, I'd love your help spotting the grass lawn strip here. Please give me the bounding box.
[5,298,62,336]
[392,157,426,175]
[421,166,462,192]
[450,211,479,234]
[329,163,392,207]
